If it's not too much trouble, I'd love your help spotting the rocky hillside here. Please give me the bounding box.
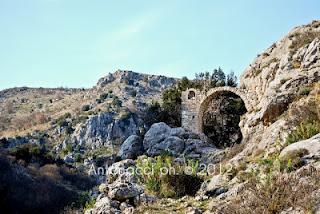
[238,20,320,160]
[79,20,320,214]
[0,70,176,137]
[0,21,319,214]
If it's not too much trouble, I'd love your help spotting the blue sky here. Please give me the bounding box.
[0,0,319,89]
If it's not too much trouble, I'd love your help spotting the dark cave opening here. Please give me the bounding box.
[202,92,247,148]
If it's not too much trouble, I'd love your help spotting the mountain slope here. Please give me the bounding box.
[0,70,176,138]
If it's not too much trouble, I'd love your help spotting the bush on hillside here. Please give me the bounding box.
[289,31,320,50]
[280,149,309,172]
[136,156,202,198]
[0,152,96,214]
[9,143,55,166]
[298,87,312,96]
[56,112,72,127]
[82,104,91,112]
[216,169,320,214]
[285,120,320,145]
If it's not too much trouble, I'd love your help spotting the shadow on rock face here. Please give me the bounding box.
[202,92,247,148]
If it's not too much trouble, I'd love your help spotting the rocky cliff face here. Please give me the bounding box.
[240,21,320,100]
[66,71,177,150]
[70,112,140,149]
[224,21,320,165]
[96,70,176,90]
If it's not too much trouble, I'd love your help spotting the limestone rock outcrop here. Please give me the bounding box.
[237,20,320,158]
[142,122,220,162]
[86,159,157,214]
[96,70,176,90]
[71,112,139,149]
[280,133,320,157]
[118,135,144,160]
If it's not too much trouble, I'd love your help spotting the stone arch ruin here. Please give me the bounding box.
[181,86,257,136]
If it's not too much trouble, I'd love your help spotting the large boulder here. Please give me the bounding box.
[146,136,185,157]
[261,93,294,125]
[280,133,320,158]
[143,122,171,149]
[201,174,229,196]
[107,159,136,184]
[108,182,143,201]
[184,139,221,163]
[143,122,171,155]
[118,135,143,160]
[85,196,120,214]
[143,122,220,160]
[143,122,189,156]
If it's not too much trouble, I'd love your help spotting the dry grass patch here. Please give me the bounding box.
[212,168,320,214]
[289,31,320,50]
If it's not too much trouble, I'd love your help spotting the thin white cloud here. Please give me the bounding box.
[100,5,182,74]
[100,9,163,64]
[106,9,162,44]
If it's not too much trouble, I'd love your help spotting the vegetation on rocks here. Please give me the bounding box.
[216,168,320,214]
[289,31,320,50]
[0,144,96,214]
[285,120,320,145]
[136,156,203,198]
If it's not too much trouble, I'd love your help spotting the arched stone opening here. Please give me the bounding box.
[188,90,196,99]
[198,90,247,148]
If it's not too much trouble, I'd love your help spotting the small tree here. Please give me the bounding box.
[211,67,226,87]
[227,71,238,87]
[82,105,91,112]
[143,101,163,127]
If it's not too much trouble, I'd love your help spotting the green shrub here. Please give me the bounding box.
[61,144,73,156]
[292,60,301,69]
[160,174,203,198]
[118,110,132,121]
[298,87,312,96]
[74,153,82,163]
[72,115,89,126]
[280,149,309,172]
[56,112,71,127]
[142,101,165,127]
[252,68,262,77]
[82,105,91,112]
[84,146,113,159]
[84,197,96,211]
[9,143,55,166]
[112,97,122,108]
[285,120,320,145]
[136,156,202,198]
[99,93,109,101]
[96,98,102,104]
[65,125,74,135]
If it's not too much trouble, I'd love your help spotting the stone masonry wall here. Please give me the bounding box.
[181,87,258,134]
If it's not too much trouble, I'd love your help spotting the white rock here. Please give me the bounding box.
[280,134,320,158]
